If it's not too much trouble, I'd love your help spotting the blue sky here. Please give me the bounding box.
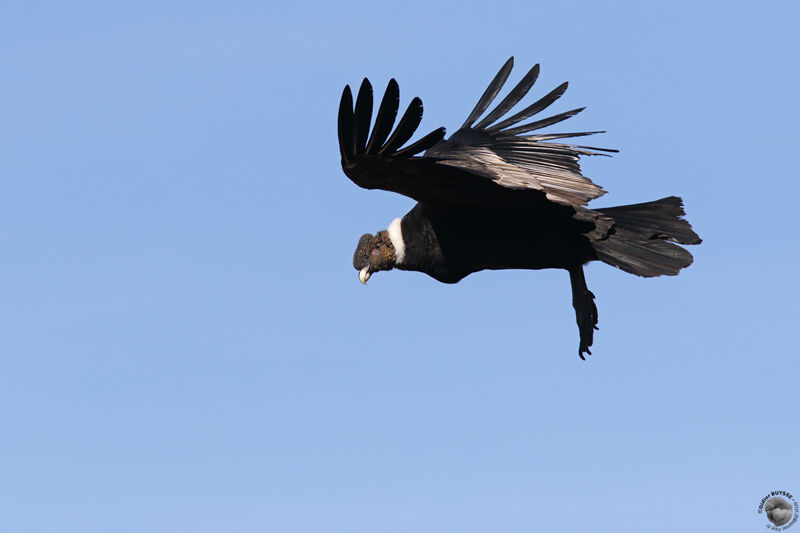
[1,2,797,532]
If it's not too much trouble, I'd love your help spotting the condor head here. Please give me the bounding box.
[352,230,397,284]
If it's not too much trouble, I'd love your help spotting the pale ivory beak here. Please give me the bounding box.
[359,266,371,284]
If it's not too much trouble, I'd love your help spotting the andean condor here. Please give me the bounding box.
[338,58,701,358]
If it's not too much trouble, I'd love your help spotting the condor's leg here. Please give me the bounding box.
[568,265,599,359]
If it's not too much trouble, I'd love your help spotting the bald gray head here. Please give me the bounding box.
[352,231,395,284]
[352,219,405,284]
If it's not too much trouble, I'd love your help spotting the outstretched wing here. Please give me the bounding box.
[425,57,616,206]
[338,58,615,208]
[338,78,527,207]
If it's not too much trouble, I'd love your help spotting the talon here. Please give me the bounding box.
[570,266,598,360]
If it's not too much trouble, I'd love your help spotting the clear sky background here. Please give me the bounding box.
[1,2,797,532]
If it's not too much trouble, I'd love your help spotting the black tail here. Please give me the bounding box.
[593,196,702,277]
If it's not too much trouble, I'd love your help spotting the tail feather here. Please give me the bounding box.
[594,196,701,277]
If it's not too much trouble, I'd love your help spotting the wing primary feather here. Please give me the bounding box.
[474,64,540,130]
[501,107,586,136]
[378,97,424,155]
[366,79,400,155]
[352,79,373,155]
[521,131,604,141]
[516,131,618,152]
[488,82,569,132]
[459,57,514,130]
[574,144,619,153]
[393,127,446,159]
[338,85,354,164]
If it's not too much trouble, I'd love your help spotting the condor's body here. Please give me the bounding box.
[395,202,596,284]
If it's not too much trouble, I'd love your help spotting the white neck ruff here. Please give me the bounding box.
[387,218,406,265]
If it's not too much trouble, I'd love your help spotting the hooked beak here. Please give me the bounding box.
[359,266,372,284]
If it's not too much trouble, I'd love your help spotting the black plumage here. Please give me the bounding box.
[339,58,701,358]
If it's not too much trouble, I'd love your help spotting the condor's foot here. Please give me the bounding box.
[569,266,599,359]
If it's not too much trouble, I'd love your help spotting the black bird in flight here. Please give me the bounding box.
[338,57,701,358]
